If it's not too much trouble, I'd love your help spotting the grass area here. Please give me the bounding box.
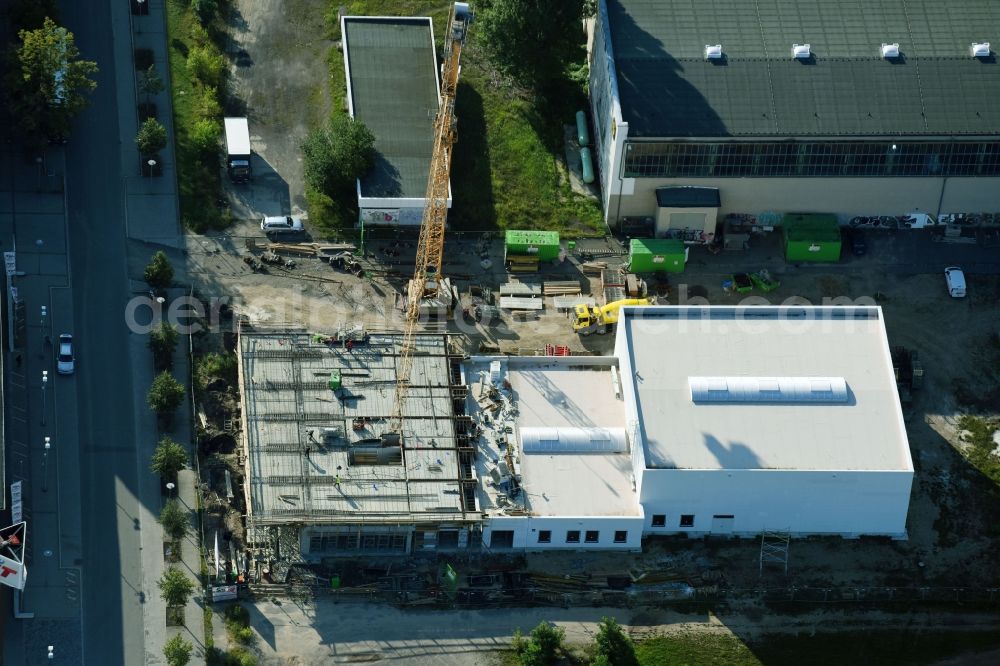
[318,1,604,236]
[165,0,226,232]
[957,415,1000,484]
[636,633,760,666]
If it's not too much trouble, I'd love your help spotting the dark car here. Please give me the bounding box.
[844,228,866,256]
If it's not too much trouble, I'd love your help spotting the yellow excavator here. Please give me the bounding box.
[573,297,655,335]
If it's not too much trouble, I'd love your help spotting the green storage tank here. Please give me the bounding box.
[504,230,561,261]
[629,238,687,273]
[576,110,591,147]
[328,370,342,391]
[782,214,842,263]
[580,147,595,184]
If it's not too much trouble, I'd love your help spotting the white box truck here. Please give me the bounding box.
[224,117,252,183]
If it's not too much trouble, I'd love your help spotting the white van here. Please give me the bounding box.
[261,215,304,235]
[944,266,966,298]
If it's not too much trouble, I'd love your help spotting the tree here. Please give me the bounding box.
[186,45,225,88]
[476,0,585,89]
[144,250,174,289]
[159,499,190,541]
[158,566,195,607]
[150,321,179,370]
[592,617,638,666]
[190,118,221,158]
[148,371,185,417]
[513,622,564,666]
[151,436,188,479]
[6,17,97,142]
[192,0,219,26]
[136,118,168,156]
[302,115,376,196]
[163,634,193,666]
[138,64,165,103]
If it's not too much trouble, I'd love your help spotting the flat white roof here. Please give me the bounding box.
[620,306,912,472]
[467,358,639,518]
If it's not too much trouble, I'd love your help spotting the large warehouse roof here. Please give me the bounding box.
[606,0,1000,137]
[343,17,440,197]
[620,306,912,472]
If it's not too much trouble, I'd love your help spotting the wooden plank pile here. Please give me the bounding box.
[499,282,542,297]
[542,281,582,296]
[581,261,608,276]
[506,255,540,272]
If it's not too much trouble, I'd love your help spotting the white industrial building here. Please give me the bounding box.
[476,305,912,549]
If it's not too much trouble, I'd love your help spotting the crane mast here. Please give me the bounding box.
[388,3,472,440]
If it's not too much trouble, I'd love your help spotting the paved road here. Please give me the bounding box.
[59,1,146,664]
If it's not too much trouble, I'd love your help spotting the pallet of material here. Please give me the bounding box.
[499,296,544,311]
[268,243,319,256]
[601,269,625,288]
[604,286,626,304]
[581,261,608,275]
[553,295,595,311]
[499,282,542,297]
[506,255,540,270]
[543,281,582,296]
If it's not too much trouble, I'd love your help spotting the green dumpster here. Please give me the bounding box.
[781,214,842,263]
[629,238,687,273]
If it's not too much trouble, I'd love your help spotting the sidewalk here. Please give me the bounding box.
[120,0,202,663]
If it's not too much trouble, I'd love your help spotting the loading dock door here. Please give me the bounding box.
[711,515,735,534]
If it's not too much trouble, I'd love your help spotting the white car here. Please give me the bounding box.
[57,333,75,375]
[260,215,304,235]
[944,267,966,298]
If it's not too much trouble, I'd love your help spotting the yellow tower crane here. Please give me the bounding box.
[387,3,472,443]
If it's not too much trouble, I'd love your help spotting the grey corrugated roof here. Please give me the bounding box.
[607,0,1000,138]
[344,18,439,197]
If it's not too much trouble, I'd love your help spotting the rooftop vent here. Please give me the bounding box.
[971,42,991,58]
[792,43,811,59]
[881,43,901,59]
[689,376,850,404]
[704,44,723,60]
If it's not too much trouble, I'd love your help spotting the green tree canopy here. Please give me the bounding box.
[158,499,190,541]
[592,617,638,666]
[148,371,185,416]
[136,118,168,156]
[150,436,188,479]
[150,321,179,371]
[158,566,195,607]
[476,0,586,90]
[302,115,376,196]
[163,634,193,666]
[144,250,174,289]
[513,622,564,666]
[6,17,97,142]
[139,64,165,101]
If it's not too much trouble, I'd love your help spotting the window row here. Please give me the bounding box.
[623,141,1000,178]
[537,529,629,544]
[651,514,695,528]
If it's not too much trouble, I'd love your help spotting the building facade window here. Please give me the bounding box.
[651,514,666,527]
[680,515,695,527]
[623,141,1000,178]
[614,530,628,543]
[538,530,551,544]
[585,530,600,543]
[566,530,581,543]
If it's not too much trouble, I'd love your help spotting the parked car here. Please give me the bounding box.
[944,266,966,298]
[260,215,304,235]
[57,333,75,375]
[843,227,866,256]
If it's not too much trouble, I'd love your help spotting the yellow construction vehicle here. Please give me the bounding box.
[573,297,654,335]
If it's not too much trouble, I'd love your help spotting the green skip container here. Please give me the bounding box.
[629,238,687,273]
[505,230,561,261]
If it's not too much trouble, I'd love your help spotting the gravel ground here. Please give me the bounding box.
[223,0,334,221]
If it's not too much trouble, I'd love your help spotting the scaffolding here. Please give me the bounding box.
[759,530,791,575]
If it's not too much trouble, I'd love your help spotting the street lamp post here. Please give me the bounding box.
[147,158,157,178]
[41,305,47,344]
[41,370,48,426]
[166,482,175,498]
[35,156,43,190]
[43,437,51,493]
[48,645,54,660]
